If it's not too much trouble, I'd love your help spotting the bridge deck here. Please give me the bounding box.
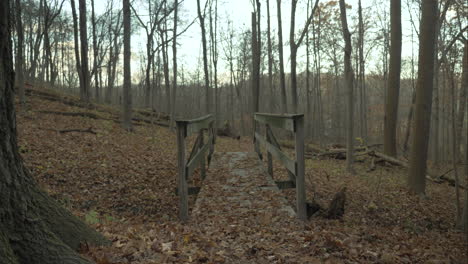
[191,152,308,262]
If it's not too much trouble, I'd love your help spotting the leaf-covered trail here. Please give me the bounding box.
[190,151,308,263]
[15,87,467,263]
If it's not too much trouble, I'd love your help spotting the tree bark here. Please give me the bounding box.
[78,0,90,103]
[276,0,287,113]
[15,0,25,106]
[197,0,211,114]
[70,0,83,100]
[408,0,438,195]
[122,0,132,131]
[1,1,108,262]
[172,0,178,127]
[339,0,355,174]
[266,0,274,112]
[383,0,402,157]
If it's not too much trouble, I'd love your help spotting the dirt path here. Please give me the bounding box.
[190,152,317,263]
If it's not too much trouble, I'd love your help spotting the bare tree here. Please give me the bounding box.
[79,0,90,102]
[197,0,211,114]
[408,0,438,195]
[276,0,287,113]
[383,0,402,157]
[122,0,132,131]
[339,0,355,173]
[172,0,178,126]
[266,0,274,111]
[289,0,319,113]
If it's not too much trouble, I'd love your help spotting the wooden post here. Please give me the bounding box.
[294,116,307,220]
[176,122,188,221]
[266,125,273,177]
[199,129,206,180]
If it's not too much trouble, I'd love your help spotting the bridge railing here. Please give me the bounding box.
[253,113,307,220]
[176,114,215,221]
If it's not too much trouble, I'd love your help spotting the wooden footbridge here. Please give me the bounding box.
[176,113,307,222]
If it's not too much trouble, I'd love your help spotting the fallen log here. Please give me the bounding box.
[40,127,97,135]
[37,110,103,120]
[59,127,96,134]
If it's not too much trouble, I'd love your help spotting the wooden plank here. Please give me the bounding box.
[176,122,188,222]
[175,114,214,137]
[266,125,273,177]
[174,186,201,196]
[294,117,307,220]
[186,138,211,177]
[275,180,296,189]
[255,132,296,174]
[267,128,296,184]
[187,133,202,165]
[199,130,206,180]
[254,113,295,131]
[187,116,214,136]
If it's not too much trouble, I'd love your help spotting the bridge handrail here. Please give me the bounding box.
[253,112,307,220]
[176,114,215,221]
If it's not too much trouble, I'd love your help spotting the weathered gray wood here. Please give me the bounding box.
[294,116,307,220]
[186,115,214,136]
[176,122,188,221]
[187,133,202,167]
[175,186,201,196]
[199,129,206,180]
[254,121,262,160]
[186,138,212,177]
[266,125,273,177]
[255,113,295,131]
[255,132,296,175]
[254,113,304,131]
[267,127,296,184]
[275,180,296,189]
[176,114,213,136]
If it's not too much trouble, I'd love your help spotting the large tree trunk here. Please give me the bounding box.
[276,0,287,113]
[408,0,438,195]
[383,0,402,157]
[78,0,90,102]
[0,2,108,263]
[197,0,211,114]
[70,0,83,98]
[122,0,132,131]
[339,0,355,174]
[455,41,467,159]
[14,0,25,105]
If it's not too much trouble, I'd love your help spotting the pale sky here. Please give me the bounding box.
[87,0,423,81]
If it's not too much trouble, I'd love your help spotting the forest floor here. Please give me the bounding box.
[16,87,467,264]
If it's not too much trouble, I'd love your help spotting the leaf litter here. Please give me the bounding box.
[15,89,467,263]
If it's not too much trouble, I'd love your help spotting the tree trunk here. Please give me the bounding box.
[408,0,437,195]
[70,0,83,98]
[276,0,287,113]
[122,0,132,131]
[91,0,99,101]
[78,0,90,103]
[339,0,355,174]
[251,12,260,115]
[1,2,108,262]
[197,0,211,114]
[14,0,25,105]
[383,0,402,157]
[455,41,467,159]
[172,0,178,127]
[266,0,274,112]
